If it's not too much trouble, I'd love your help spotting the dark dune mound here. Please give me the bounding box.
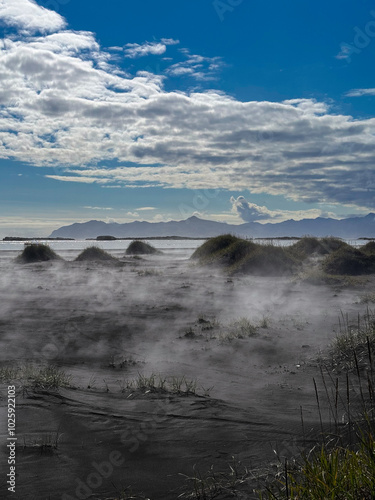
[75,246,117,262]
[191,234,243,261]
[288,237,348,260]
[192,235,298,276]
[361,241,375,255]
[126,240,160,255]
[16,244,62,264]
[322,246,375,275]
[233,245,298,276]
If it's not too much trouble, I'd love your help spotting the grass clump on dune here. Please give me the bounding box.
[324,311,375,372]
[75,246,118,262]
[288,236,348,260]
[0,363,72,389]
[322,246,375,276]
[16,243,62,263]
[259,436,375,500]
[361,241,375,255]
[126,240,160,255]
[233,245,298,276]
[260,319,375,500]
[192,235,298,276]
[120,373,207,396]
[191,234,246,262]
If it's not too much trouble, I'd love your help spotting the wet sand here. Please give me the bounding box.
[0,248,372,499]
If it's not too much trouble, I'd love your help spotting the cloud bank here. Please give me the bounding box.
[0,0,66,33]
[0,0,374,212]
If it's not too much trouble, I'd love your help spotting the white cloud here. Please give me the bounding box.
[0,6,374,212]
[124,42,166,58]
[124,39,179,59]
[84,206,113,210]
[136,207,156,211]
[0,0,66,34]
[345,88,375,97]
[230,196,273,222]
[230,196,331,223]
[166,50,224,80]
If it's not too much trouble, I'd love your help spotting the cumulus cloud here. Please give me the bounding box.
[0,5,374,212]
[0,0,66,33]
[230,196,339,223]
[230,196,273,222]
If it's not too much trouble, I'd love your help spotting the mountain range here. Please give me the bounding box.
[49,214,375,239]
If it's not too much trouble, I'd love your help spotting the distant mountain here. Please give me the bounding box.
[49,214,375,240]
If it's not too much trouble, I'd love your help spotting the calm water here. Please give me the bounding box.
[0,237,367,261]
[0,239,206,260]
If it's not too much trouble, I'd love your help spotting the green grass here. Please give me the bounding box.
[190,234,244,261]
[260,309,375,499]
[192,236,375,279]
[322,247,375,276]
[16,243,62,263]
[259,435,375,500]
[0,363,72,389]
[191,235,299,276]
[361,241,375,255]
[126,240,160,255]
[288,236,348,260]
[75,246,118,262]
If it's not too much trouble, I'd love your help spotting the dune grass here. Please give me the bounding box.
[259,310,375,499]
[119,373,209,397]
[323,310,375,372]
[192,235,375,279]
[361,241,375,255]
[16,243,62,263]
[322,246,375,276]
[22,430,62,454]
[75,246,118,262]
[178,457,250,499]
[126,240,160,255]
[191,234,299,276]
[219,317,257,341]
[288,236,348,260]
[259,435,375,500]
[0,363,72,389]
[182,315,261,342]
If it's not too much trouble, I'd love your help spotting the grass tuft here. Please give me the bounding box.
[120,373,207,397]
[322,247,375,276]
[0,363,72,389]
[75,246,118,262]
[16,243,62,263]
[126,240,160,255]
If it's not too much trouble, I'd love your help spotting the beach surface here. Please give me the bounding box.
[0,246,372,499]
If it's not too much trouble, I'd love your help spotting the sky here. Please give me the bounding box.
[0,0,375,236]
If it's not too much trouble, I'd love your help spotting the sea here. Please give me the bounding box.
[0,237,369,261]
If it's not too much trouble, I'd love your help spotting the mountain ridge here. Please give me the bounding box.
[49,214,375,239]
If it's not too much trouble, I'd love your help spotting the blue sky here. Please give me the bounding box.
[0,0,374,236]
